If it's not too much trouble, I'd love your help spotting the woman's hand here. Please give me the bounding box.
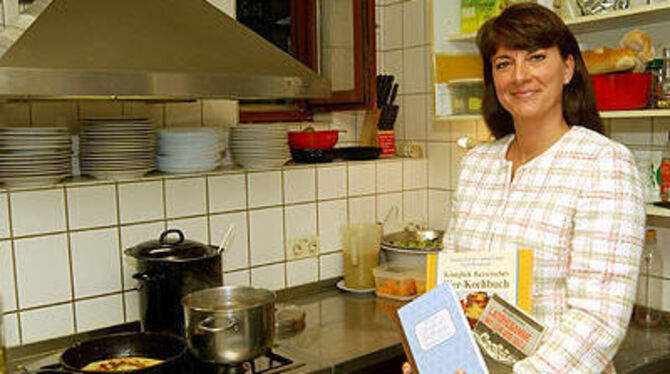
[402,362,466,374]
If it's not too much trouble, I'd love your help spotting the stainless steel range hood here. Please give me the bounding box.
[0,0,331,100]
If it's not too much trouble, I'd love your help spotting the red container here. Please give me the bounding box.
[590,72,651,111]
[288,130,339,150]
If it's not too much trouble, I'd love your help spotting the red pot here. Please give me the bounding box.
[288,130,339,150]
[590,72,651,111]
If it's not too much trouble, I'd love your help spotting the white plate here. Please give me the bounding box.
[0,174,69,188]
[85,168,153,181]
[0,127,69,134]
[336,280,375,294]
[1,144,71,151]
[158,163,220,174]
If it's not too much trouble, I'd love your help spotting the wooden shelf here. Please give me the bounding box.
[436,110,670,121]
[445,3,670,42]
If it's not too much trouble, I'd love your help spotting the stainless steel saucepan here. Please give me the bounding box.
[181,286,276,365]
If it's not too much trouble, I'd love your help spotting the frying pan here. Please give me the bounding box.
[57,332,187,374]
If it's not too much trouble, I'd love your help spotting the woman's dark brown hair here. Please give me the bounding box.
[476,3,602,139]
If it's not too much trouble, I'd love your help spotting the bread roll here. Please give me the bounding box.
[619,29,655,72]
[582,47,636,75]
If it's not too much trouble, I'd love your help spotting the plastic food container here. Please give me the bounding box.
[373,264,426,300]
[448,78,484,114]
[590,72,651,110]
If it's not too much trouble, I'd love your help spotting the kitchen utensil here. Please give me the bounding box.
[340,223,382,289]
[217,224,234,254]
[590,72,651,110]
[288,129,339,150]
[290,148,335,163]
[359,110,379,146]
[388,83,398,106]
[124,229,223,337]
[335,146,382,161]
[182,286,276,365]
[58,332,187,374]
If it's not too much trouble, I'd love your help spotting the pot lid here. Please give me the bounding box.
[125,229,218,262]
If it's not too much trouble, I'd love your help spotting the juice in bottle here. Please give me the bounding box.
[660,131,670,202]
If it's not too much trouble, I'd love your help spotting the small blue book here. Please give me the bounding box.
[396,282,489,374]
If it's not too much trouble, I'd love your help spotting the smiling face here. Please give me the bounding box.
[491,45,574,122]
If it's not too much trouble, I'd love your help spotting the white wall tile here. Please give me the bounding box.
[449,120,478,142]
[404,94,428,141]
[249,207,284,266]
[224,270,251,287]
[202,99,239,126]
[0,193,10,238]
[2,313,19,347]
[377,160,403,193]
[0,241,16,311]
[404,190,428,225]
[285,204,318,260]
[124,290,141,323]
[320,252,343,280]
[428,118,450,142]
[318,200,348,253]
[0,102,30,124]
[208,173,247,213]
[210,212,249,271]
[15,234,71,308]
[451,143,466,189]
[248,171,282,208]
[70,228,122,298]
[427,142,451,189]
[404,158,427,189]
[120,222,165,290]
[403,0,427,47]
[123,102,164,126]
[651,226,670,279]
[348,163,376,196]
[429,189,451,230]
[609,118,652,146]
[31,101,78,127]
[287,257,318,287]
[377,193,403,232]
[20,303,74,344]
[330,112,357,144]
[75,294,124,332]
[67,184,117,230]
[662,278,670,312]
[381,50,403,95]
[381,3,403,50]
[349,196,376,224]
[403,46,428,94]
[168,216,209,244]
[652,117,670,146]
[11,188,66,236]
[251,263,285,291]
[165,102,202,127]
[284,168,316,204]
[78,101,122,118]
[317,166,346,200]
[118,181,165,224]
[165,177,207,218]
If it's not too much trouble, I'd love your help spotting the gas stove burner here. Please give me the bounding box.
[186,349,303,374]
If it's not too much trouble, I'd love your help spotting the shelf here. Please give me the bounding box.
[436,109,670,121]
[646,203,670,218]
[445,3,670,42]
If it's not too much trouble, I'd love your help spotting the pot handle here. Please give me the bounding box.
[198,316,240,333]
[159,229,185,245]
[132,272,166,282]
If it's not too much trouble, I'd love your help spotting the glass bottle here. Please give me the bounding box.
[646,58,663,109]
[634,229,663,328]
[658,48,670,109]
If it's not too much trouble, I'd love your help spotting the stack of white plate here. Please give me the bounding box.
[157,127,223,174]
[79,118,156,180]
[230,124,290,169]
[0,127,71,187]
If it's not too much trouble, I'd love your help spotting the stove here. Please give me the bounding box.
[182,350,304,374]
[27,349,303,374]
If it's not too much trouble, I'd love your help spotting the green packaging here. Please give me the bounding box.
[476,0,504,28]
[461,0,478,34]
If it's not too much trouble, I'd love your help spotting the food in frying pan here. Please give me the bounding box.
[390,239,442,249]
[81,357,164,372]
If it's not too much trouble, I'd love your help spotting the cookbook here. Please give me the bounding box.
[426,249,534,326]
[396,281,489,374]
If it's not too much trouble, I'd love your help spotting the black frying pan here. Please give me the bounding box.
[58,332,187,374]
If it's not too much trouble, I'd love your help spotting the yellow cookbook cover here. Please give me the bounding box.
[426,249,534,320]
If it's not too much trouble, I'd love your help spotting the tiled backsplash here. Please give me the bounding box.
[0,158,431,346]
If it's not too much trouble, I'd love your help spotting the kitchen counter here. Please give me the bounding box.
[8,285,670,373]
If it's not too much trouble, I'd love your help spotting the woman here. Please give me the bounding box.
[404,3,645,374]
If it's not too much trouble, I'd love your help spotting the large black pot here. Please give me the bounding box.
[125,229,223,337]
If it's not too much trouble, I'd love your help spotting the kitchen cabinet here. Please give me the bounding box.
[235,0,377,122]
